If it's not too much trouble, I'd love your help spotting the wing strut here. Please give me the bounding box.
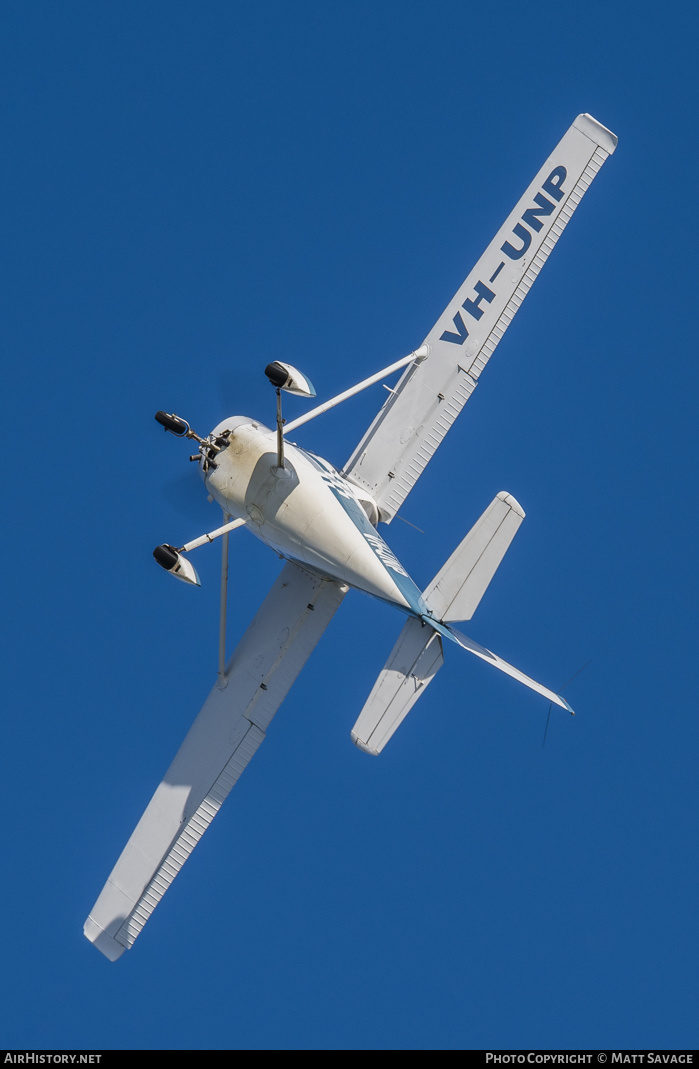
[283,346,428,435]
[217,513,230,687]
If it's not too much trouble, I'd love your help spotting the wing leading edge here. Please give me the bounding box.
[84,562,347,960]
[344,114,617,522]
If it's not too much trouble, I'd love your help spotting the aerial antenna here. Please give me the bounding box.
[395,514,425,534]
[542,659,591,747]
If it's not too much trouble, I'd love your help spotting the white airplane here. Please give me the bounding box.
[85,114,617,961]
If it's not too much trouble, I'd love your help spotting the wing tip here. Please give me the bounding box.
[496,490,525,519]
[574,113,618,154]
[350,730,380,756]
[83,916,127,962]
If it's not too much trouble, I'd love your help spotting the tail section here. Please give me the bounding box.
[423,491,524,622]
[351,492,573,754]
[430,619,574,713]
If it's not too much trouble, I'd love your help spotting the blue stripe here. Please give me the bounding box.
[300,448,427,614]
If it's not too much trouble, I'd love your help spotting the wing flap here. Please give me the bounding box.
[344,115,616,522]
[85,561,347,961]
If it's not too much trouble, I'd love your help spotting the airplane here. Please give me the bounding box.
[84,113,617,961]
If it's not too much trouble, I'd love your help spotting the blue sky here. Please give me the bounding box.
[3,0,698,1052]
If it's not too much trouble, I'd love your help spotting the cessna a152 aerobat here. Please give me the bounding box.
[85,114,617,960]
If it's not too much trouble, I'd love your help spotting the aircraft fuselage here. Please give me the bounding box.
[203,417,428,617]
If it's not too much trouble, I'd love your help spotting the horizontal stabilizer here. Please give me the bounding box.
[351,617,444,755]
[424,492,525,622]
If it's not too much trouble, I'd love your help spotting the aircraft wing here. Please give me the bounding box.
[344,114,617,523]
[84,561,347,960]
